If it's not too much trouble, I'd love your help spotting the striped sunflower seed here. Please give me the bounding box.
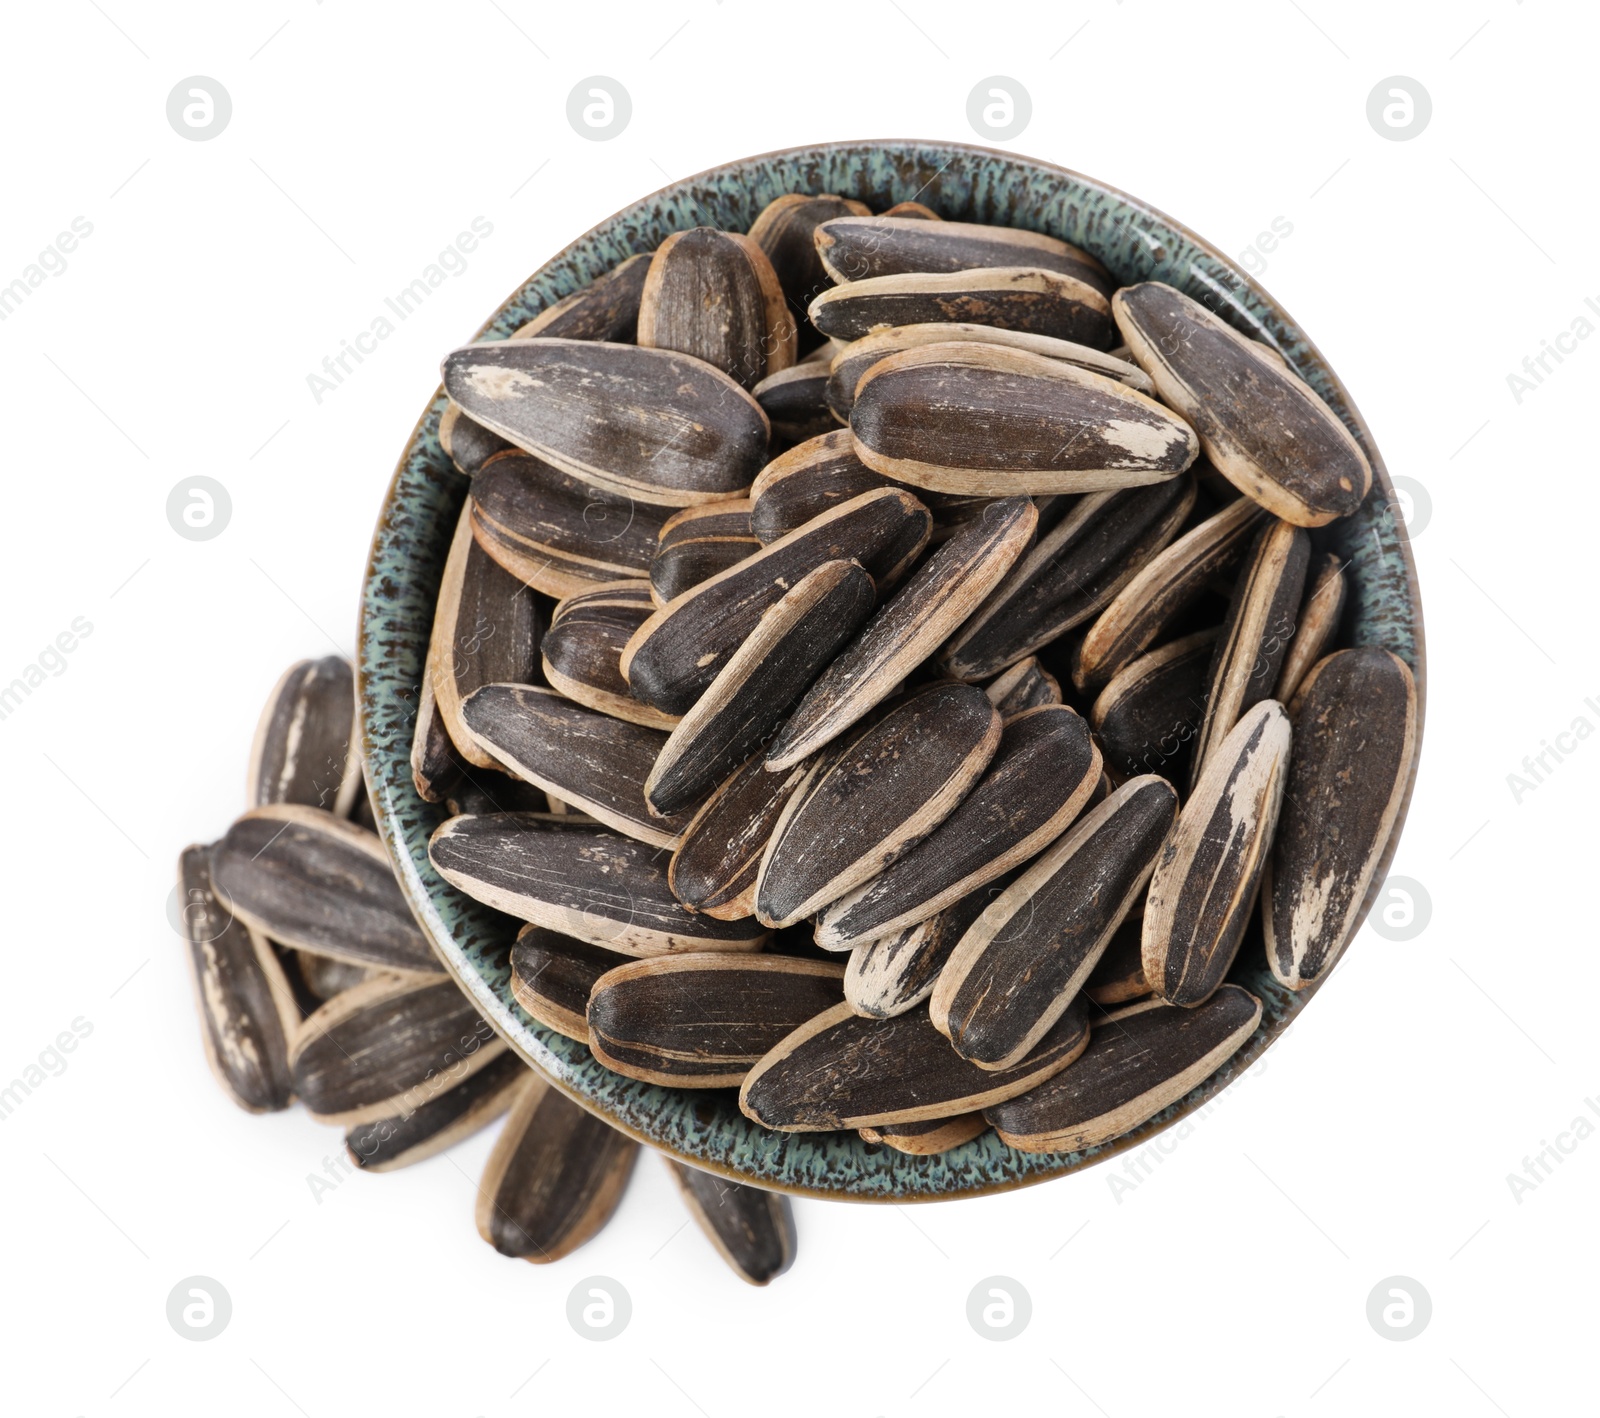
[411,670,465,803]
[1090,628,1218,784]
[512,251,652,342]
[1083,912,1150,1005]
[510,925,628,1042]
[1264,648,1417,990]
[650,500,760,606]
[983,656,1062,716]
[541,582,680,730]
[294,951,372,1004]
[247,656,359,817]
[663,1159,797,1286]
[753,361,839,447]
[748,430,896,544]
[346,1051,525,1173]
[746,192,871,342]
[438,400,513,477]
[444,768,550,818]
[1112,282,1372,526]
[1275,552,1347,703]
[860,1113,988,1155]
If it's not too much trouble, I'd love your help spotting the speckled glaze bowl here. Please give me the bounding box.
[357,140,1424,1201]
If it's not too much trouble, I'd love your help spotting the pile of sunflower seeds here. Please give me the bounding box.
[424,191,1418,1159]
[175,656,795,1283]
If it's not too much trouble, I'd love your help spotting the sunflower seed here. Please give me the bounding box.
[738,994,1090,1131]
[941,478,1196,682]
[445,769,550,818]
[541,582,681,730]
[809,267,1115,346]
[176,845,298,1113]
[621,487,931,715]
[757,682,1001,928]
[859,1113,988,1155]
[651,500,760,605]
[645,560,876,819]
[513,252,652,342]
[345,1051,525,1173]
[295,951,372,1003]
[212,804,442,974]
[470,449,666,598]
[1143,700,1290,1007]
[1111,282,1372,526]
[1083,913,1150,1005]
[849,343,1198,496]
[288,974,505,1125]
[931,776,1177,1069]
[664,1159,797,1286]
[442,338,770,507]
[411,671,465,803]
[1090,628,1218,783]
[753,361,839,446]
[747,192,871,332]
[429,501,546,769]
[428,813,769,954]
[587,954,846,1087]
[748,430,896,543]
[476,1073,639,1262]
[509,925,629,1042]
[638,227,797,388]
[1275,552,1347,702]
[814,704,1102,950]
[1072,494,1266,691]
[1188,519,1309,789]
[1264,648,1417,990]
[247,656,359,817]
[984,656,1062,716]
[880,201,940,220]
[438,400,514,477]
[985,985,1262,1153]
[765,497,1036,769]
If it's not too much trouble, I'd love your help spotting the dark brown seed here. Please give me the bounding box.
[1090,629,1218,783]
[476,1074,639,1262]
[746,192,871,339]
[985,986,1262,1153]
[664,1159,797,1286]
[429,500,546,769]
[247,657,359,816]
[757,683,1002,928]
[1275,552,1347,702]
[651,500,760,606]
[859,1114,988,1154]
[588,954,846,1087]
[739,995,1091,1130]
[445,768,550,818]
[438,400,513,477]
[765,497,1036,769]
[809,267,1115,347]
[442,338,770,507]
[412,671,465,803]
[814,704,1102,950]
[668,754,812,920]
[176,845,298,1113]
[1264,648,1417,990]
[850,343,1198,496]
[645,560,876,819]
[932,776,1177,1069]
[513,252,652,343]
[295,951,371,1003]
[753,361,840,446]
[288,975,505,1125]
[941,478,1196,682]
[984,657,1062,716]
[748,429,895,543]
[1143,700,1291,1007]
[1084,913,1150,1005]
[621,488,931,715]
[541,582,680,730]
[345,1051,525,1173]
[880,201,941,220]
[212,805,442,975]
[1112,282,1372,526]
[509,925,630,1042]
[428,813,769,955]
[1188,519,1309,789]
[470,449,665,598]
[1073,495,1266,691]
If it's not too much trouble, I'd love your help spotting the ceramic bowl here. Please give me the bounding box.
[357,139,1425,1201]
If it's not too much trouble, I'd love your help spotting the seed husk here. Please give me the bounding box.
[439,401,514,477]
[541,582,680,730]
[1083,913,1150,1005]
[985,985,1262,1153]
[1072,494,1266,691]
[645,560,876,819]
[1111,282,1372,526]
[850,343,1198,496]
[1188,519,1309,789]
[880,201,941,220]
[445,768,550,818]
[757,682,1002,928]
[931,776,1177,1069]
[765,497,1036,770]
[213,804,442,975]
[651,500,761,606]
[176,845,298,1113]
[984,656,1062,716]
[587,954,846,1087]
[247,656,360,817]
[753,361,839,446]
[295,951,372,1003]
[668,754,812,920]
[345,1051,526,1173]
[288,974,506,1125]
[459,684,694,847]
[638,227,797,388]
[1143,700,1291,1007]
[738,994,1091,1130]
[513,252,652,343]
[442,338,770,507]
[428,813,769,955]
[1090,628,1219,783]
[509,925,630,1042]
[814,704,1102,950]
[941,477,1197,682]
[621,487,931,715]
[470,449,665,598]
[429,501,546,769]
[746,192,872,340]
[859,1113,988,1155]
[476,1074,639,1263]
[809,267,1115,347]
[663,1159,797,1286]
[1264,648,1417,991]
[748,430,897,544]
[411,670,465,803]
[1275,552,1347,702]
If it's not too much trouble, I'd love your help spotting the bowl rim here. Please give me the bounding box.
[357,137,1425,1202]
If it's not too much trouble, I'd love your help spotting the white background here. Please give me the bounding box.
[1,1,1593,1414]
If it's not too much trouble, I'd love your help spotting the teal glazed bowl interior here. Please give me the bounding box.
[358,140,1425,1201]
